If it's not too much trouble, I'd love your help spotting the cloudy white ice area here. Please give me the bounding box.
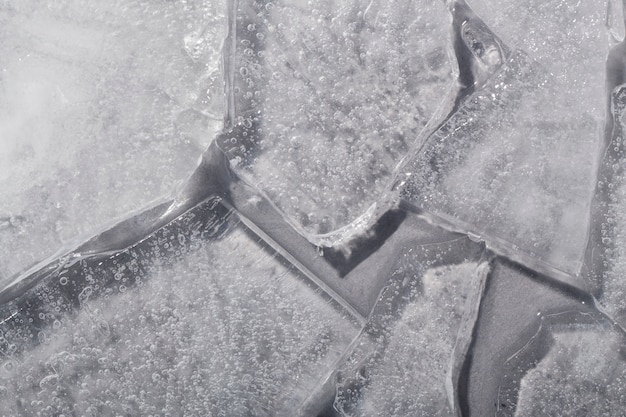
[401,0,609,278]
[515,328,626,417]
[349,263,481,417]
[0,0,226,280]
[401,48,599,277]
[0,221,358,416]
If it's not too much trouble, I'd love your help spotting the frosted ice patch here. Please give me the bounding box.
[353,263,486,417]
[0,222,358,416]
[0,1,227,280]
[468,0,608,115]
[400,49,599,280]
[218,0,457,243]
[515,327,626,417]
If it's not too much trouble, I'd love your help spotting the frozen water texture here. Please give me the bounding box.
[607,0,626,43]
[515,327,626,417]
[1,0,626,416]
[400,0,608,280]
[0,0,226,280]
[469,0,609,107]
[586,84,626,327]
[345,262,486,417]
[401,48,599,279]
[218,0,456,243]
[0,202,358,416]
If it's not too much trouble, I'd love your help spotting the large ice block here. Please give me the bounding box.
[217,0,457,243]
[0,1,226,281]
[0,199,359,416]
[400,48,599,284]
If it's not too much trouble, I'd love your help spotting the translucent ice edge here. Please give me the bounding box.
[410,204,589,292]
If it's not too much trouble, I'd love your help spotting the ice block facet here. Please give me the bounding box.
[514,327,626,417]
[218,0,457,243]
[585,84,626,326]
[341,262,488,417]
[0,0,227,281]
[468,0,609,115]
[400,49,599,280]
[0,201,359,416]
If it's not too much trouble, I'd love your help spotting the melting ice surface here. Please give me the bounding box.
[1,0,626,416]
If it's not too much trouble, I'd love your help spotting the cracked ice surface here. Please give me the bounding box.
[0,207,358,416]
[1,0,626,416]
[0,0,226,280]
[401,48,599,278]
[218,0,456,242]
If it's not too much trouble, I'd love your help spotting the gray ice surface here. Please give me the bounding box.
[0,0,226,279]
[400,48,598,283]
[1,0,626,416]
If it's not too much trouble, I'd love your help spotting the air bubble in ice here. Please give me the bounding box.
[290,136,302,148]
[3,361,13,373]
[39,374,59,389]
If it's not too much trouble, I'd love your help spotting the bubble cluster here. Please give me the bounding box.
[0,221,357,416]
[220,0,455,241]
